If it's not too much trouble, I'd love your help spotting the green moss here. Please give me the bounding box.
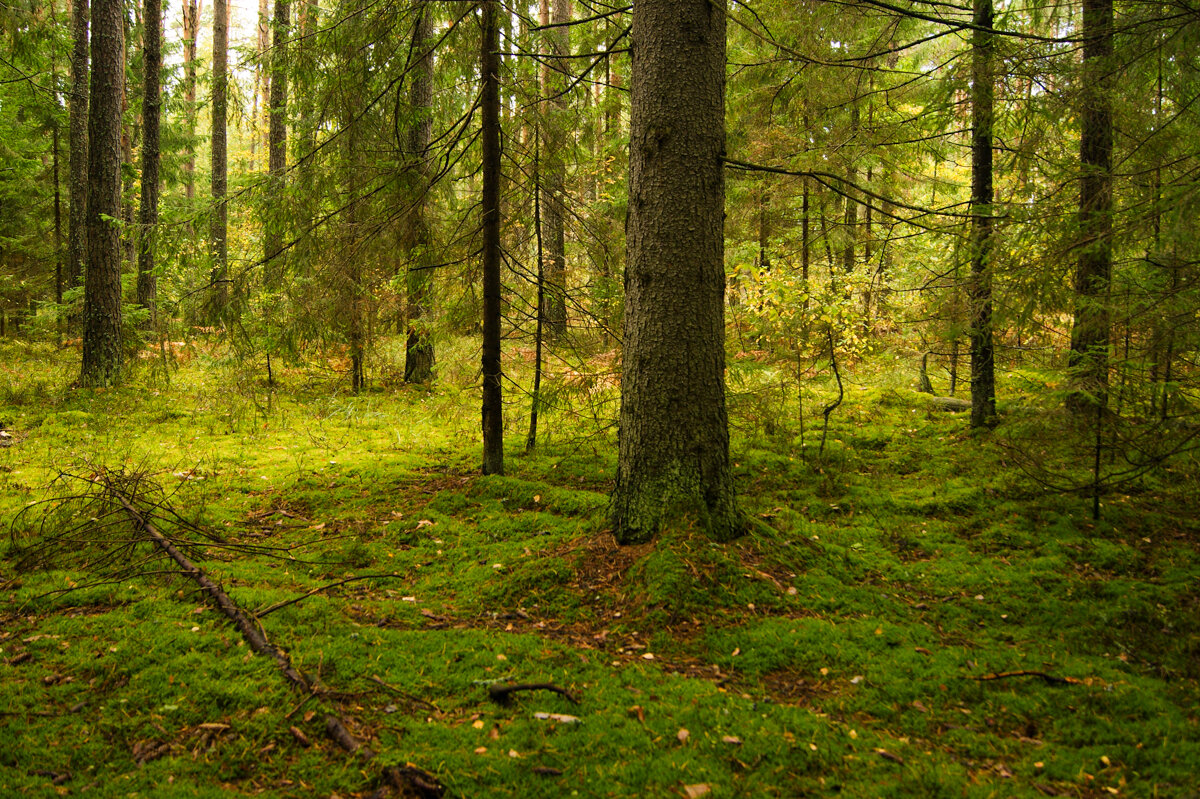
[1,341,1197,798]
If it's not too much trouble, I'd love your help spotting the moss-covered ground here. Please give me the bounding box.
[1,337,1197,797]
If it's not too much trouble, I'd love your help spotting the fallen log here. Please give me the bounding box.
[927,396,972,412]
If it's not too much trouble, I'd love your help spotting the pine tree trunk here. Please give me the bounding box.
[404,0,435,384]
[539,0,569,338]
[264,0,289,288]
[342,22,364,393]
[120,11,136,280]
[68,0,89,326]
[610,0,741,544]
[137,0,161,321]
[1068,0,1114,410]
[80,0,123,387]
[968,0,996,427]
[480,0,504,476]
[182,0,197,202]
[842,102,859,277]
[210,0,230,316]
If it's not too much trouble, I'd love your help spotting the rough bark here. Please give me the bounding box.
[968,0,996,428]
[403,0,435,384]
[80,0,123,387]
[610,0,741,543]
[182,0,198,201]
[1068,0,1114,410]
[539,0,569,338]
[137,0,161,320]
[253,0,269,172]
[480,0,504,476]
[68,0,89,322]
[264,0,289,288]
[120,11,135,279]
[210,0,230,316]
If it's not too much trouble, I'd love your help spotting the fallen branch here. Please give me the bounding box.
[368,674,441,713]
[90,473,444,798]
[487,682,580,706]
[255,572,404,619]
[969,670,1080,686]
[325,714,373,757]
[112,493,311,692]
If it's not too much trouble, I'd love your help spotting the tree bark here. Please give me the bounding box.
[610,0,741,544]
[80,0,123,387]
[264,0,289,288]
[210,0,230,316]
[137,0,162,321]
[403,0,435,384]
[539,0,569,338]
[1068,0,1114,410]
[481,0,504,476]
[182,0,198,202]
[968,0,996,428]
[68,0,89,326]
[252,0,269,172]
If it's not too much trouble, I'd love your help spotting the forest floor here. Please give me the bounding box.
[1,336,1198,798]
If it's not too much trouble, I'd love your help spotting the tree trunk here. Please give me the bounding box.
[182,0,198,202]
[120,11,136,281]
[480,0,504,476]
[341,18,364,393]
[210,0,230,316]
[80,0,123,387]
[252,0,269,172]
[264,0,289,288]
[842,102,859,277]
[137,0,161,321]
[968,0,996,428]
[403,0,435,384]
[52,44,63,342]
[610,0,741,544]
[68,0,89,327]
[539,0,569,338]
[1068,0,1114,410]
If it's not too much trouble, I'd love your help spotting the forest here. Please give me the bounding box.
[1,0,1199,796]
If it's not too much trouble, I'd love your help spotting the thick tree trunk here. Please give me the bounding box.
[1068,0,1114,410]
[182,0,198,202]
[610,0,741,544]
[264,0,289,288]
[80,0,123,387]
[210,0,230,316]
[480,0,504,475]
[539,0,569,338]
[968,0,996,428]
[403,0,435,384]
[137,0,161,321]
[68,0,89,325]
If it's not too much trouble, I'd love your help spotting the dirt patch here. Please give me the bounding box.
[557,533,655,595]
[755,667,837,705]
